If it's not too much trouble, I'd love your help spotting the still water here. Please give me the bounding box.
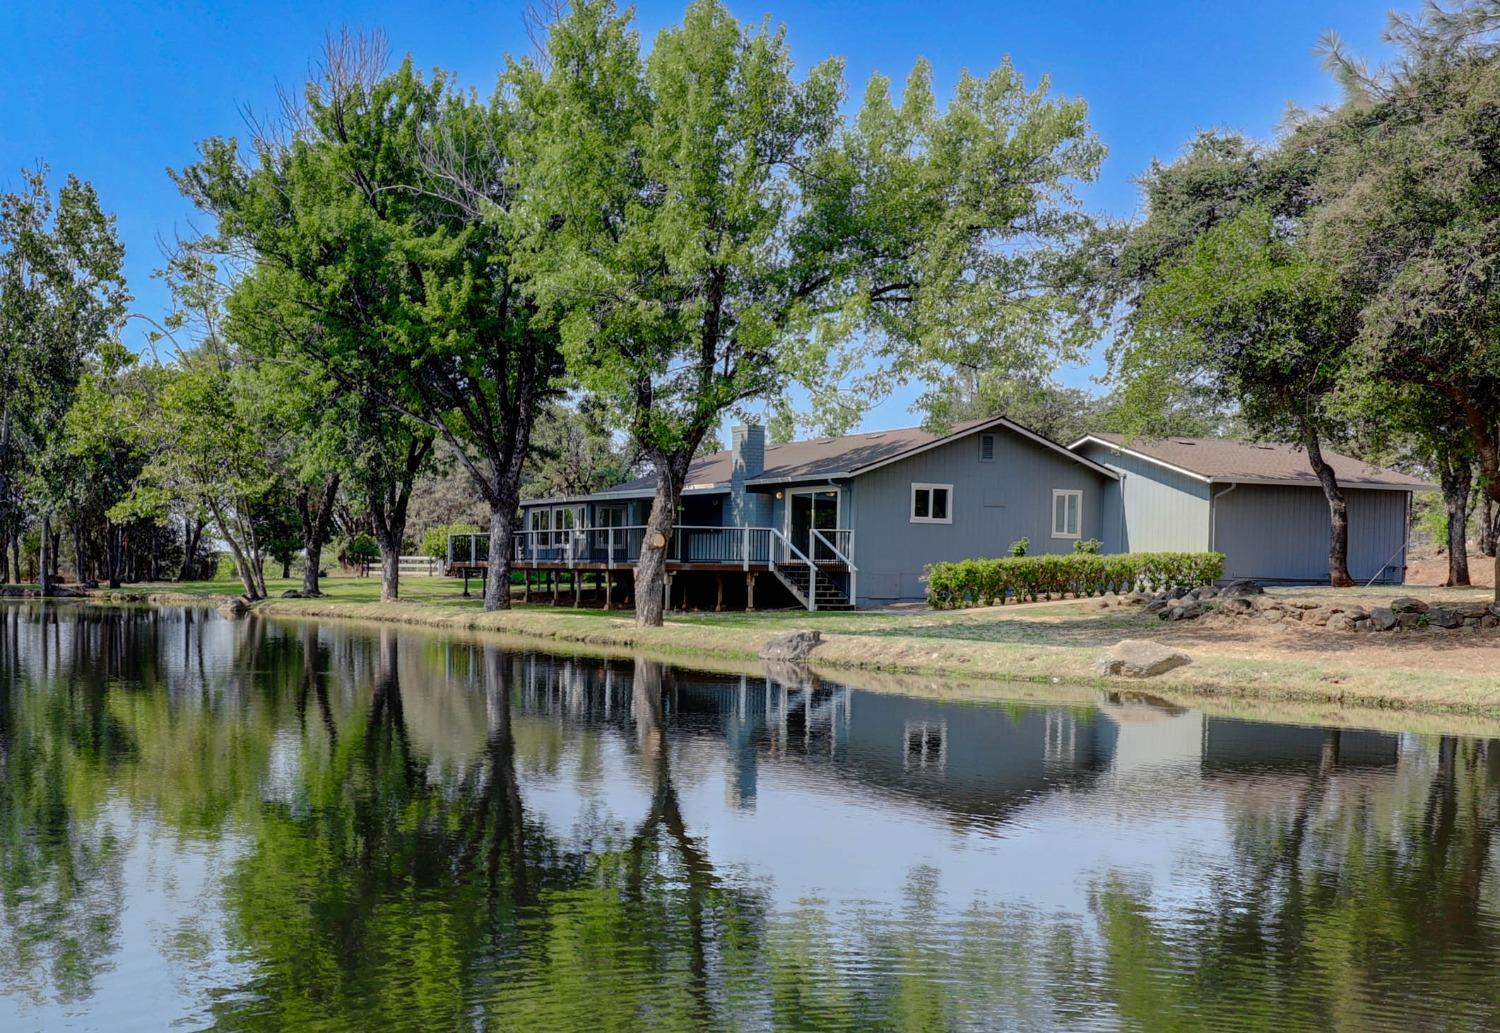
[3,603,1500,1032]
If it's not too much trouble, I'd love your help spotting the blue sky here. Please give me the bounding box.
[1,0,1394,430]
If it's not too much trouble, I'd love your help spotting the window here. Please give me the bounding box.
[978,433,996,462]
[904,720,947,771]
[553,505,580,546]
[1052,489,1082,539]
[529,509,551,533]
[911,483,952,524]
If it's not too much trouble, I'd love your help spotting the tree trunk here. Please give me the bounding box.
[635,456,691,627]
[484,503,518,611]
[297,476,339,597]
[39,514,53,595]
[1479,493,1497,559]
[1302,428,1353,587]
[0,533,8,584]
[366,436,431,604]
[180,517,203,581]
[9,534,20,586]
[378,543,400,603]
[1439,455,1473,587]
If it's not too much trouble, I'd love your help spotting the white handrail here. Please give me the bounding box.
[811,527,857,608]
[768,527,817,611]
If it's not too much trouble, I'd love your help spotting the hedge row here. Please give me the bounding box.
[924,552,1226,609]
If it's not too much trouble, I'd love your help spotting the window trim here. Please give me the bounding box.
[910,482,954,524]
[978,433,996,462]
[1051,489,1082,539]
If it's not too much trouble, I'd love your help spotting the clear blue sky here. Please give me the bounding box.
[1,0,1394,430]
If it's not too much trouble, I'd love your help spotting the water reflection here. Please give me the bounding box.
[2,603,1500,1031]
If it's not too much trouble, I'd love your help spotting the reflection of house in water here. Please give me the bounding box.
[1202,718,1399,772]
[497,650,1402,833]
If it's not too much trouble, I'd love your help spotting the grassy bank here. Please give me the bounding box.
[78,573,1500,720]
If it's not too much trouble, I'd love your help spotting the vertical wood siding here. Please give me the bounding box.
[1214,485,1410,584]
[1075,443,1212,554]
[850,429,1113,604]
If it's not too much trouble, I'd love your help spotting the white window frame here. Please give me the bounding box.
[1052,489,1082,539]
[910,483,953,524]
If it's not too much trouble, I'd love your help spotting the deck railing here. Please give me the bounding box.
[447,525,853,571]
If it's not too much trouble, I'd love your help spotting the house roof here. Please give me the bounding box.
[1071,433,1438,492]
[529,416,1115,505]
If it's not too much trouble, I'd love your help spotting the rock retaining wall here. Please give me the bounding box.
[1097,584,1500,633]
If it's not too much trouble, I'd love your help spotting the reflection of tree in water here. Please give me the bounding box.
[1090,733,1500,1032]
[0,605,127,1006]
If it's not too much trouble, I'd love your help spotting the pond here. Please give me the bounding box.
[3,603,1500,1032]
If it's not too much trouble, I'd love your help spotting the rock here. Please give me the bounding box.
[1354,618,1375,632]
[1368,607,1398,631]
[216,596,251,619]
[1390,597,1429,614]
[1122,591,1150,606]
[281,589,303,599]
[1096,639,1192,679]
[1161,601,1203,621]
[1342,607,1370,622]
[1167,586,1189,600]
[1220,597,1254,614]
[1286,599,1322,610]
[1454,602,1492,619]
[1144,598,1171,615]
[1426,606,1461,629]
[1219,578,1264,598]
[759,629,823,662]
[1328,615,1357,632]
[1192,586,1219,600]
[1482,615,1500,630]
[1261,608,1286,622]
[1397,612,1423,630]
[1305,607,1333,627]
[1490,604,1500,619]
[1282,608,1303,622]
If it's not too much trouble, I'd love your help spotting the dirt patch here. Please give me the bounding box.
[1406,544,1497,589]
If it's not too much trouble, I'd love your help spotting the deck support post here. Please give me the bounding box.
[462,569,470,598]
[746,572,756,611]
[550,570,559,605]
[604,570,613,610]
[715,574,724,612]
[573,571,581,608]
[522,571,530,603]
[664,572,673,614]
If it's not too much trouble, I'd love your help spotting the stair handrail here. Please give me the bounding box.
[768,527,817,611]
[810,528,857,571]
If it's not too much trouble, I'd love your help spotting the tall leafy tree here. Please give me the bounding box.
[1108,131,1363,585]
[1313,0,1500,598]
[511,0,1103,624]
[0,168,128,593]
[176,37,559,610]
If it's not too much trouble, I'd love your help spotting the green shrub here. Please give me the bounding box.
[422,523,480,560]
[1008,537,1030,557]
[923,551,1225,609]
[1073,537,1103,554]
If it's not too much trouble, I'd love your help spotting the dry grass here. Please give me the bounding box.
[95,574,1500,721]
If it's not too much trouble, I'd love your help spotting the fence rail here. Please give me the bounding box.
[447,525,853,570]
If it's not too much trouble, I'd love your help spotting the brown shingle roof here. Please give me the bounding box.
[589,417,1114,498]
[1075,433,1437,491]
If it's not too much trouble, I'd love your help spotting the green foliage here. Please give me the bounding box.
[420,523,478,560]
[338,533,380,566]
[924,552,1225,608]
[1008,537,1030,557]
[1073,537,1103,554]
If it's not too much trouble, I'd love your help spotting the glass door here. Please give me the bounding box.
[597,504,628,560]
[788,489,840,559]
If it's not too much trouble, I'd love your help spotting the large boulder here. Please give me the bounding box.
[1097,639,1192,679]
[1160,601,1204,621]
[1426,606,1462,629]
[216,596,252,619]
[759,629,823,662]
[1219,578,1264,599]
[1368,607,1398,632]
[1390,597,1429,614]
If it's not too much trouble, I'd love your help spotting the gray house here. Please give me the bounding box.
[448,418,1432,609]
[468,416,1119,609]
[1071,433,1435,585]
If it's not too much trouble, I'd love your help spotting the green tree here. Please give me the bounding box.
[1312,0,1500,599]
[1108,127,1364,585]
[0,167,129,594]
[176,36,557,611]
[512,0,1103,624]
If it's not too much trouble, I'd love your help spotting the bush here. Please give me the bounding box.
[923,551,1225,608]
[421,522,480,560]
[1073,537,1103,554]
[1008,537,1030,557]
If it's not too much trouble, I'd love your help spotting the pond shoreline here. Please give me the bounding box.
[78,585,1500,724]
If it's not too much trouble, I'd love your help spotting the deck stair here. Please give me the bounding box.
[770,561,854,611]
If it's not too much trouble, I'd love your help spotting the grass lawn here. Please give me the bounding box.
[77,573,1500,720]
